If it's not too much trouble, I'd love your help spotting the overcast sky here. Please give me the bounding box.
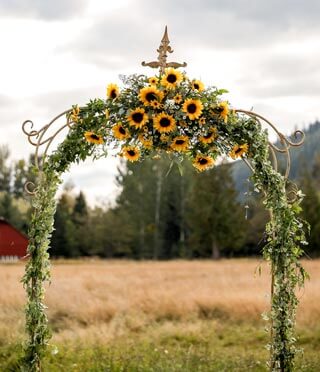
[1,0,319,205]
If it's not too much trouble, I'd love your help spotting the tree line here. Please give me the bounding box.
[1,136,320,259]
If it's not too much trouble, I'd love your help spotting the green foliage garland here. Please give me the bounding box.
[22,71,308,371]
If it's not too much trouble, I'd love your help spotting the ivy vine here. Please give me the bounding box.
[21,71,308,371]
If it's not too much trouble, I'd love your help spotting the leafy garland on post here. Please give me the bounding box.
[22,70,308,371]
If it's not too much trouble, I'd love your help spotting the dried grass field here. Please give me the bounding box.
[1,259,320,371]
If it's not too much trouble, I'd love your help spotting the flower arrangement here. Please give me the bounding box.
[68,69,250,171]
[22,67,308,372]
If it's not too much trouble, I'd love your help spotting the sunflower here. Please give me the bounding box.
[84,131,104,145]
[174,94,182,104]
[148,76,159,85]
[199,128,218,144]
[193,154,215,171]
[171,136,189,152]
[72,105,80,116]
[150,100,162,109]
[191,79,205,92]
[182,98,203,120]
[107,83,120,99]
[153,112,176,133]
[229,144,249,159]
[112,122,130,140]
[160,68,183,89]
[199,117,206,125]
[70,106,80,122]
[212,101,229,122]
[122,146,140,162]
[138,134,153,149]
[127,108,148,128]
[160,134,169,142]
[139,86,164,106]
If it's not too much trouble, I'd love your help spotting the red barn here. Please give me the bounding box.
[0,217,28,261]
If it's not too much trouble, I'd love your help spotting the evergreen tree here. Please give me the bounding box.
[312,152,320,186]
[0,192,14,220]
[0,145,11,192]
[115,159,158,258]
[187,162,247,259]
[160,158,193,258]
[0,191,30,232]
[72,191,90,256]
[300,167,320,256]
[89,206,136,257]
[113,156,193,259]
[243,192,269,256]
[13,159,28,198]
[51,193,77,257]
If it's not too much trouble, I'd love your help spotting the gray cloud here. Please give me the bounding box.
[30,85,106,116]
[152,0,320,50]
[259,55,320,80]
[0,87,99,160]
[57,13,161,70]
[242,76,320,98]
[147,0,320,29]
[236,52,320,98]
[62,0,320,70]
[0,94,14,107]
[0,0,88,20]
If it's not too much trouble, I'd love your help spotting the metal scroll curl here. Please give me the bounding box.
[235,109,305,204]
[22,109,76,169]
[22,109,77,195]
[22,108,304,200]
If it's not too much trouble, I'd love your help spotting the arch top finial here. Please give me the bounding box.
[141,26,187,74]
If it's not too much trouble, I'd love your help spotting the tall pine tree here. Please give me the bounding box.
[187,162,247,259]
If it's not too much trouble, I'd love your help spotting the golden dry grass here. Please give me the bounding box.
[0,259,319,345]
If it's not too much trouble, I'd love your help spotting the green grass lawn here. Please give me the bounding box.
[1,320,320,371]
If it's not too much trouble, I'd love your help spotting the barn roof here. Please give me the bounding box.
[0,217,28,238]
[0,217,29,257]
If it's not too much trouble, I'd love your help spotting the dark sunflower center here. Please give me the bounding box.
[132,112,144,123]
[204,133,213,139]
[187,103,197,114]
[215,106,224,113]
[119,127,126,135]
[160,117,171,127]
[127,150,136,156]
[235,147,242,154]
[90,134,100,140]
[175,139,185,145]
[146,92,157,102]
[167,74,177,83]
[199,158,208,165]
[111,90,117,99]
[194,83,200,90]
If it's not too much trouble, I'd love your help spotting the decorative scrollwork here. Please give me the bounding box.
[22,109,76,170]
[286,181,300,204]
[235,109,305,184]
[24,181,37,196]
[22,107,304,202]
[141,26,187,75]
